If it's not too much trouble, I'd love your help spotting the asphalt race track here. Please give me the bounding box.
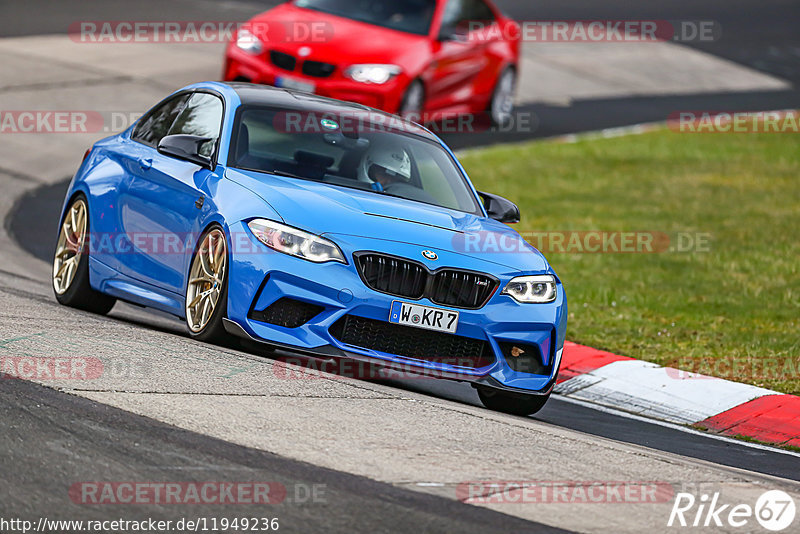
[1,1,800,532]
[2,378,568,534]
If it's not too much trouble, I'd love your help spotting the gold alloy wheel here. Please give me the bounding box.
[186,229,227,333]
[53,198,88,295]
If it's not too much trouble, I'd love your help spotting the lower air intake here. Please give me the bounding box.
[330,315,493,369]
[250,298,323,328]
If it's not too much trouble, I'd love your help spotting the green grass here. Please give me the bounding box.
[459,129,800,395]
[728,434,800,453]
[691,425,800,451]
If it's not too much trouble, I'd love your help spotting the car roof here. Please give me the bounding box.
[220,82,436,140]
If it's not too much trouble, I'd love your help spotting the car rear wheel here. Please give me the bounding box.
[186,226,230,343]
[477,387,550,416]
[53,196,116,314]
[489,67,516,127]
[399,80,425,122]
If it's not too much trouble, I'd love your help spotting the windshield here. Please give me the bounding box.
[293,0,437,36]
[229,107,482,215]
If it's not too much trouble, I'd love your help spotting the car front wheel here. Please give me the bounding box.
[477,387,550,416]
[53,195,116,314]
[185,226,230,343]
[489,67,516,127]
[399,80,425,122]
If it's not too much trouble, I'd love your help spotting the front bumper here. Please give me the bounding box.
[224,46,407,113]
[225,222,567,394]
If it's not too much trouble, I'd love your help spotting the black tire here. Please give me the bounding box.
[53,195,116,314]
[477,388,550,416]
[488,67,517,127]
[399,80,425,122]
[185,225,231,344]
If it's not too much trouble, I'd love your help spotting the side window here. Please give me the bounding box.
[132,94,190,147]
[441,0,466,30]
[468,0,496,24]
[167,92,224,158]
[441,0,495,32]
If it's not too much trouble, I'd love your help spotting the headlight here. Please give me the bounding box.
[236,28,263,54]
[345,64,401,84]
[248,219,346,264]
[502,275,557,303]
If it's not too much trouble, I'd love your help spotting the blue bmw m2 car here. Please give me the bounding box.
[54,82,566,415]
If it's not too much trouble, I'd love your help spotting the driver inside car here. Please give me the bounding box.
[362,145,412,191]
[359,143,440,205]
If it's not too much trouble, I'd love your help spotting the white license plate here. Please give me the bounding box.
[389,301,459,334]
[275,76,316,93]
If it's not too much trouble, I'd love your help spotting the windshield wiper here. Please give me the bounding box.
[269,169,305,180]
[374,190,407,200]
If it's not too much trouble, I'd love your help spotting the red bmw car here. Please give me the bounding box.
[223,0,521,125]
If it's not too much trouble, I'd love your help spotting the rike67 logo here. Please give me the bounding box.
[668,490,796,531]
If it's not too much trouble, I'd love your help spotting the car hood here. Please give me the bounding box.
[249,3,430,64]
[226,168,549,273]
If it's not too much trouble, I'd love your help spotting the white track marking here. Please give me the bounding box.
[556,359,777,424]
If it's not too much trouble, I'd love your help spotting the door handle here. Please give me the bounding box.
[138,157,153,170]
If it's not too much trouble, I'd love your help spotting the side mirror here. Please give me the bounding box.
[477,191,520,223]
[158,134,213,169]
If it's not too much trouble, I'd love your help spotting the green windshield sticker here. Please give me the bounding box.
[320,119,339,130]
